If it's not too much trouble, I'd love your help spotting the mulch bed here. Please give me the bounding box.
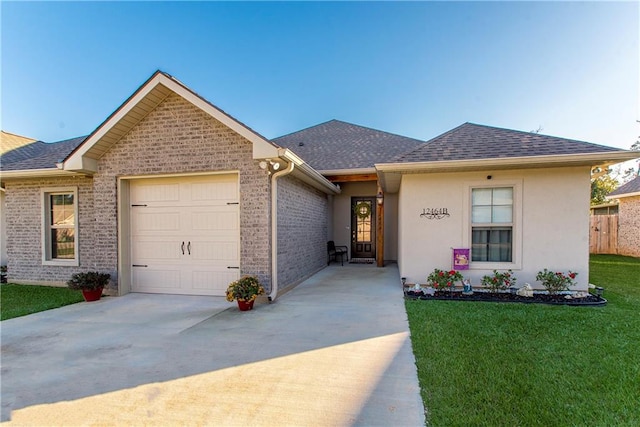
[404,289,607,306]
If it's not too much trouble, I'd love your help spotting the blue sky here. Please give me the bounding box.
[1,1,638,151]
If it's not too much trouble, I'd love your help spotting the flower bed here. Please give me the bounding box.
[404,288,607,306]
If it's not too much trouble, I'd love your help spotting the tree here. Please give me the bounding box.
[591,173,618,205]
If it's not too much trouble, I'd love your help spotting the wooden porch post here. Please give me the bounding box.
[376,184,384,267]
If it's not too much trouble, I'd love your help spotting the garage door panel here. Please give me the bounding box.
[133,211,182,233]
[191,210,238,231]
[134,241,183,261]
[133,268,181,290]
[191,180,238,204]
[191,270,238,293]
[190,241,239,262]
[132,183,181,205]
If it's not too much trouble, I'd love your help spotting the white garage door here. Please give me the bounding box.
[130,175,240,296]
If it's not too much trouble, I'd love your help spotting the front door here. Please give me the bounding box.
[351,197,376,259]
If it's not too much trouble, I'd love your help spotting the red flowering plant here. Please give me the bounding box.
[535,269,578,295]
[427,268,464,291]
[481,270,517,293]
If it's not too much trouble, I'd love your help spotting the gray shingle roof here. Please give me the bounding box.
[1,136,86,171]
[393,123,624,163]
[608,175,640,197]
[273,119,425,170]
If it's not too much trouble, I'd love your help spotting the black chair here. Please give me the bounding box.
[327,241,348,266]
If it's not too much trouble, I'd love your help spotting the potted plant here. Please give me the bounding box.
[226,275,265,311]
[427,268,464,293]
[67,271,110,301]
[535,269,577,295]
[481,270,517,293]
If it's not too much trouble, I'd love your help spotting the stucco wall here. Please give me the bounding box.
[618,195,640,257]
[4,176,95,284]
[398,167,591,290]
[332,181,398,261]
[277,174,328,291]
[95,93,272,292]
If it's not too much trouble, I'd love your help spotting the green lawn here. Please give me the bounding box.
[406,254,640,426]
[0,284,84,321]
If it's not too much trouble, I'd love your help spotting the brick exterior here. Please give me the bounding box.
[5,93,274,292]
[618,196,640,257]
[277,174,328,289]
[5,176,95,283]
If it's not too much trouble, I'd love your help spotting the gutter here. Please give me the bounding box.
[268,160,295,302]
[0,168,80,180]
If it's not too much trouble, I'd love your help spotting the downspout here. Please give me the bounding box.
[268,161,295,301]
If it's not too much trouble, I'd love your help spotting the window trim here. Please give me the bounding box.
[462,180,522,270]
[42,187,79,266]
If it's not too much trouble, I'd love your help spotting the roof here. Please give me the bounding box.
[1,136,86,171]
[1,131,36,154]
[273,119,425,171]
[608,175,640,198]
[393,122,624,163]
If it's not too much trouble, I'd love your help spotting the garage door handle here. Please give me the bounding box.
[187,241,191,255]
[181,241,185,255]
[133,264,148,268]
[227,266,239,269]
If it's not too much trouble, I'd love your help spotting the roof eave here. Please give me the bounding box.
[376,151,639,174]
[278,149,340,195]
[1,168,81,181]
[375,151,639,193]
[318,167,377,176]
[607,190,640,200]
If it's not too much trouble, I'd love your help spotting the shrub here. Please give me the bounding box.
[67,271,111,291]
[481,270,517,292]
[535,269,577,294]
[226,275,265,302]
[427,268,464,291]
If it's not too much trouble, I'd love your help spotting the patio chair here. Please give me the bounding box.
[327,241,348,266]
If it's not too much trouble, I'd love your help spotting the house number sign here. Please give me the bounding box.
[420,208,450,220]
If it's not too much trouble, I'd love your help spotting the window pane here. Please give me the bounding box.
[492,188,513,205]
[51,229,75,259]
[472,227,512,262]
[472,188,492,206]
[51,194,75,226]
[492,206,512,223]
[472,206,491,223]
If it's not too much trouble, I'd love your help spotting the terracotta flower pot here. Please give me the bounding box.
[81,287,103,302]
[237,299,255,311]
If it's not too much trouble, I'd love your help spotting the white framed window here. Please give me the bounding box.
[471,187,513,262]
[42,187,79,266]
[463,180,522,270]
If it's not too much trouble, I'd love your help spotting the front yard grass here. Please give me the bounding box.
[0,284,84,321]
[406,254,640,426]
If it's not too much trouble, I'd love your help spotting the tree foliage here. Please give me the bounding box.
[591,173,618,206]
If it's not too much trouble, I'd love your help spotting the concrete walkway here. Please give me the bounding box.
[1,264,425,426]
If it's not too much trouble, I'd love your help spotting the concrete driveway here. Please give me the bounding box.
[1,264,425,426]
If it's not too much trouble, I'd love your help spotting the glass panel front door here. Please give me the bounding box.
[351,197,376,259]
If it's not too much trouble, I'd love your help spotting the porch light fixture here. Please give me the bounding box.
[376,190,384,205]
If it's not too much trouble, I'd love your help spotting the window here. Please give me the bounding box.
[471,187,513,262]
[42,188,78,265]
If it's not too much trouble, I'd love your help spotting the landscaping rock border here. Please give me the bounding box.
[404,290,607,306]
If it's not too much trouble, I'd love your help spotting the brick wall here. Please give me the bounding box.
[277,174,328,290]
[618,196,640,257]
[95,93,273,291]
[5,175,95,284]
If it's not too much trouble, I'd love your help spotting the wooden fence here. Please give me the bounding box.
[589,214,618,254]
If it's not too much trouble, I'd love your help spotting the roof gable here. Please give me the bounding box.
[64,71,279,173]
[273,119,425,172]
[393,122,624,163]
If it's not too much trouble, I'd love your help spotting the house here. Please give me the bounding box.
[1,131,37,266]
[1,71,637,297]
[607,175,640,257]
